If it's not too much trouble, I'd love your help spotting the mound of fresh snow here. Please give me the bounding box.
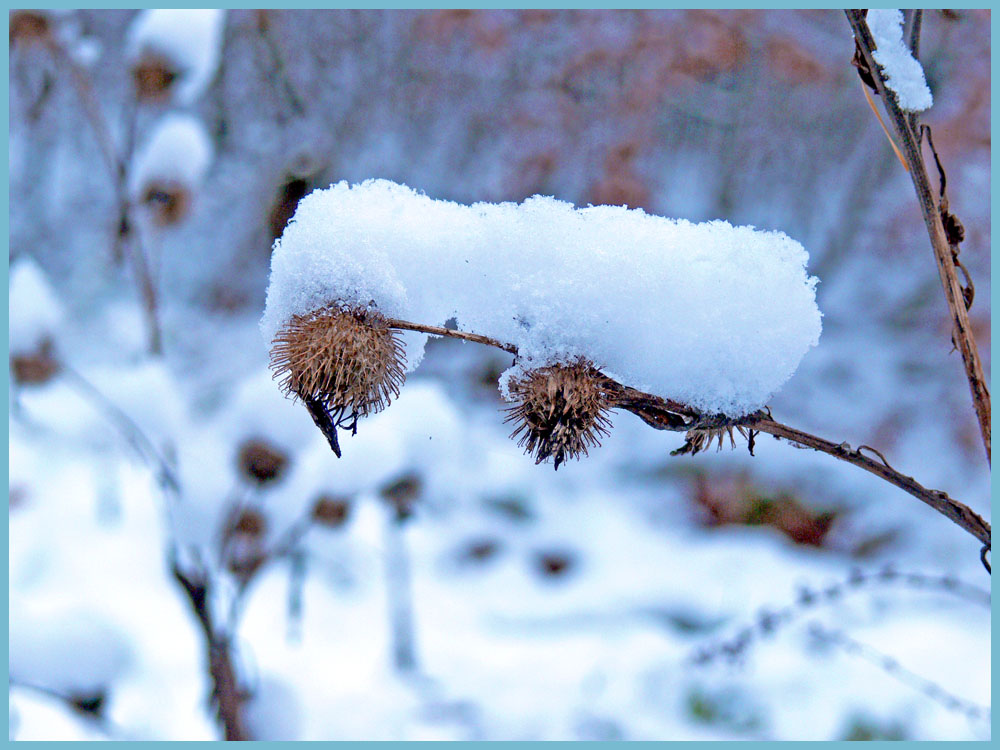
[263,180,821,416]
[9,607,132,697]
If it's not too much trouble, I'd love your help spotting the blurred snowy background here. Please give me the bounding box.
[8,8,990,741]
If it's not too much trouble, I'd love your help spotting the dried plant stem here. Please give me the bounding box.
[846,10,990,464]
[386,318,518,355]
[745,415,990,547]
[170,560,248,741]
[386,317,990,547]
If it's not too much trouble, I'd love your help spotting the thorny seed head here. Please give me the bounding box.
[10,338,60,386]
[311,495,352,528]
[229,507,267,539]
[132,51,178,101]
[9,11,51,47]
[270,304,406,425]
[504,359,613,470]
[672,425,749,457]
[141,180,190,226]
[237,438,288,485]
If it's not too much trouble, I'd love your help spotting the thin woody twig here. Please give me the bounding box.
[845,10,990,465]
[43,34,162,355]
[384,317,991,548]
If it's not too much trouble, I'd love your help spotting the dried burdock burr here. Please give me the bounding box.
[380,473,422,522]
[311,495,352,528]
[504,359,613,470]
[132,50,178,102]
[10,337,60,386]
[533,549,575,579]
[270,304,406,456]
[140,179,191,226]
[224,507,268,583]
[237,438,288,485]
[9,10,51,47]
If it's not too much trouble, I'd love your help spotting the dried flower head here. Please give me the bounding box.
[533,549,575,579]
[672,425,749,457]
[380,472,422,521]
[141,179,190,226]
[132,51,178,101]
[311,495,352,528]
[231,507,267,538]
[237,438,288,485]
[10,337,60,385]
[504,359,613,470]
[270,304,406,428]
[9,10,51,47]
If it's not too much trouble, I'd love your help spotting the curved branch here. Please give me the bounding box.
[386,317,990,547]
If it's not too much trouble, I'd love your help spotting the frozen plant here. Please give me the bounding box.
[130,113,214,227]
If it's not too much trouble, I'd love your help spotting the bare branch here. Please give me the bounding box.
[384,317,991,548]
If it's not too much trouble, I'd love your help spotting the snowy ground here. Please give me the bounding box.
[9,8,991,742]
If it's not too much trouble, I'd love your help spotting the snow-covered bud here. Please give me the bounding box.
[237,438,288,485]
[504,360,613,470]
[9,258,63,386]
[130,113,212,227]
[270,305,406,425]
[126,10,224,104]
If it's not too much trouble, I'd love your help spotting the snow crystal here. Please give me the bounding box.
[9,257,64,355]
[867,9,933,113]
[263,180,821,417]
[129,112,213,197]
[127,9,225,104]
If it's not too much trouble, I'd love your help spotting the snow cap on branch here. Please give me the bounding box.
[263,179,822,417]
[867,9,934,113]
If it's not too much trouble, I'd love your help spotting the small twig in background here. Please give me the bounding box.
[807,622,990,724]
[688,564,989,668]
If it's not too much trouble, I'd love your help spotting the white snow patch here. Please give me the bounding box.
[130,112,213,198]
[263,179,822,416]
[868,9,933,113]
[10,606,133,697]
[9,257,64,355]
[126,9,225,104]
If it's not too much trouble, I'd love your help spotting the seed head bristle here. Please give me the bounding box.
[671,425,749,457]
[504,359,613,470]
[270,304,406,426]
